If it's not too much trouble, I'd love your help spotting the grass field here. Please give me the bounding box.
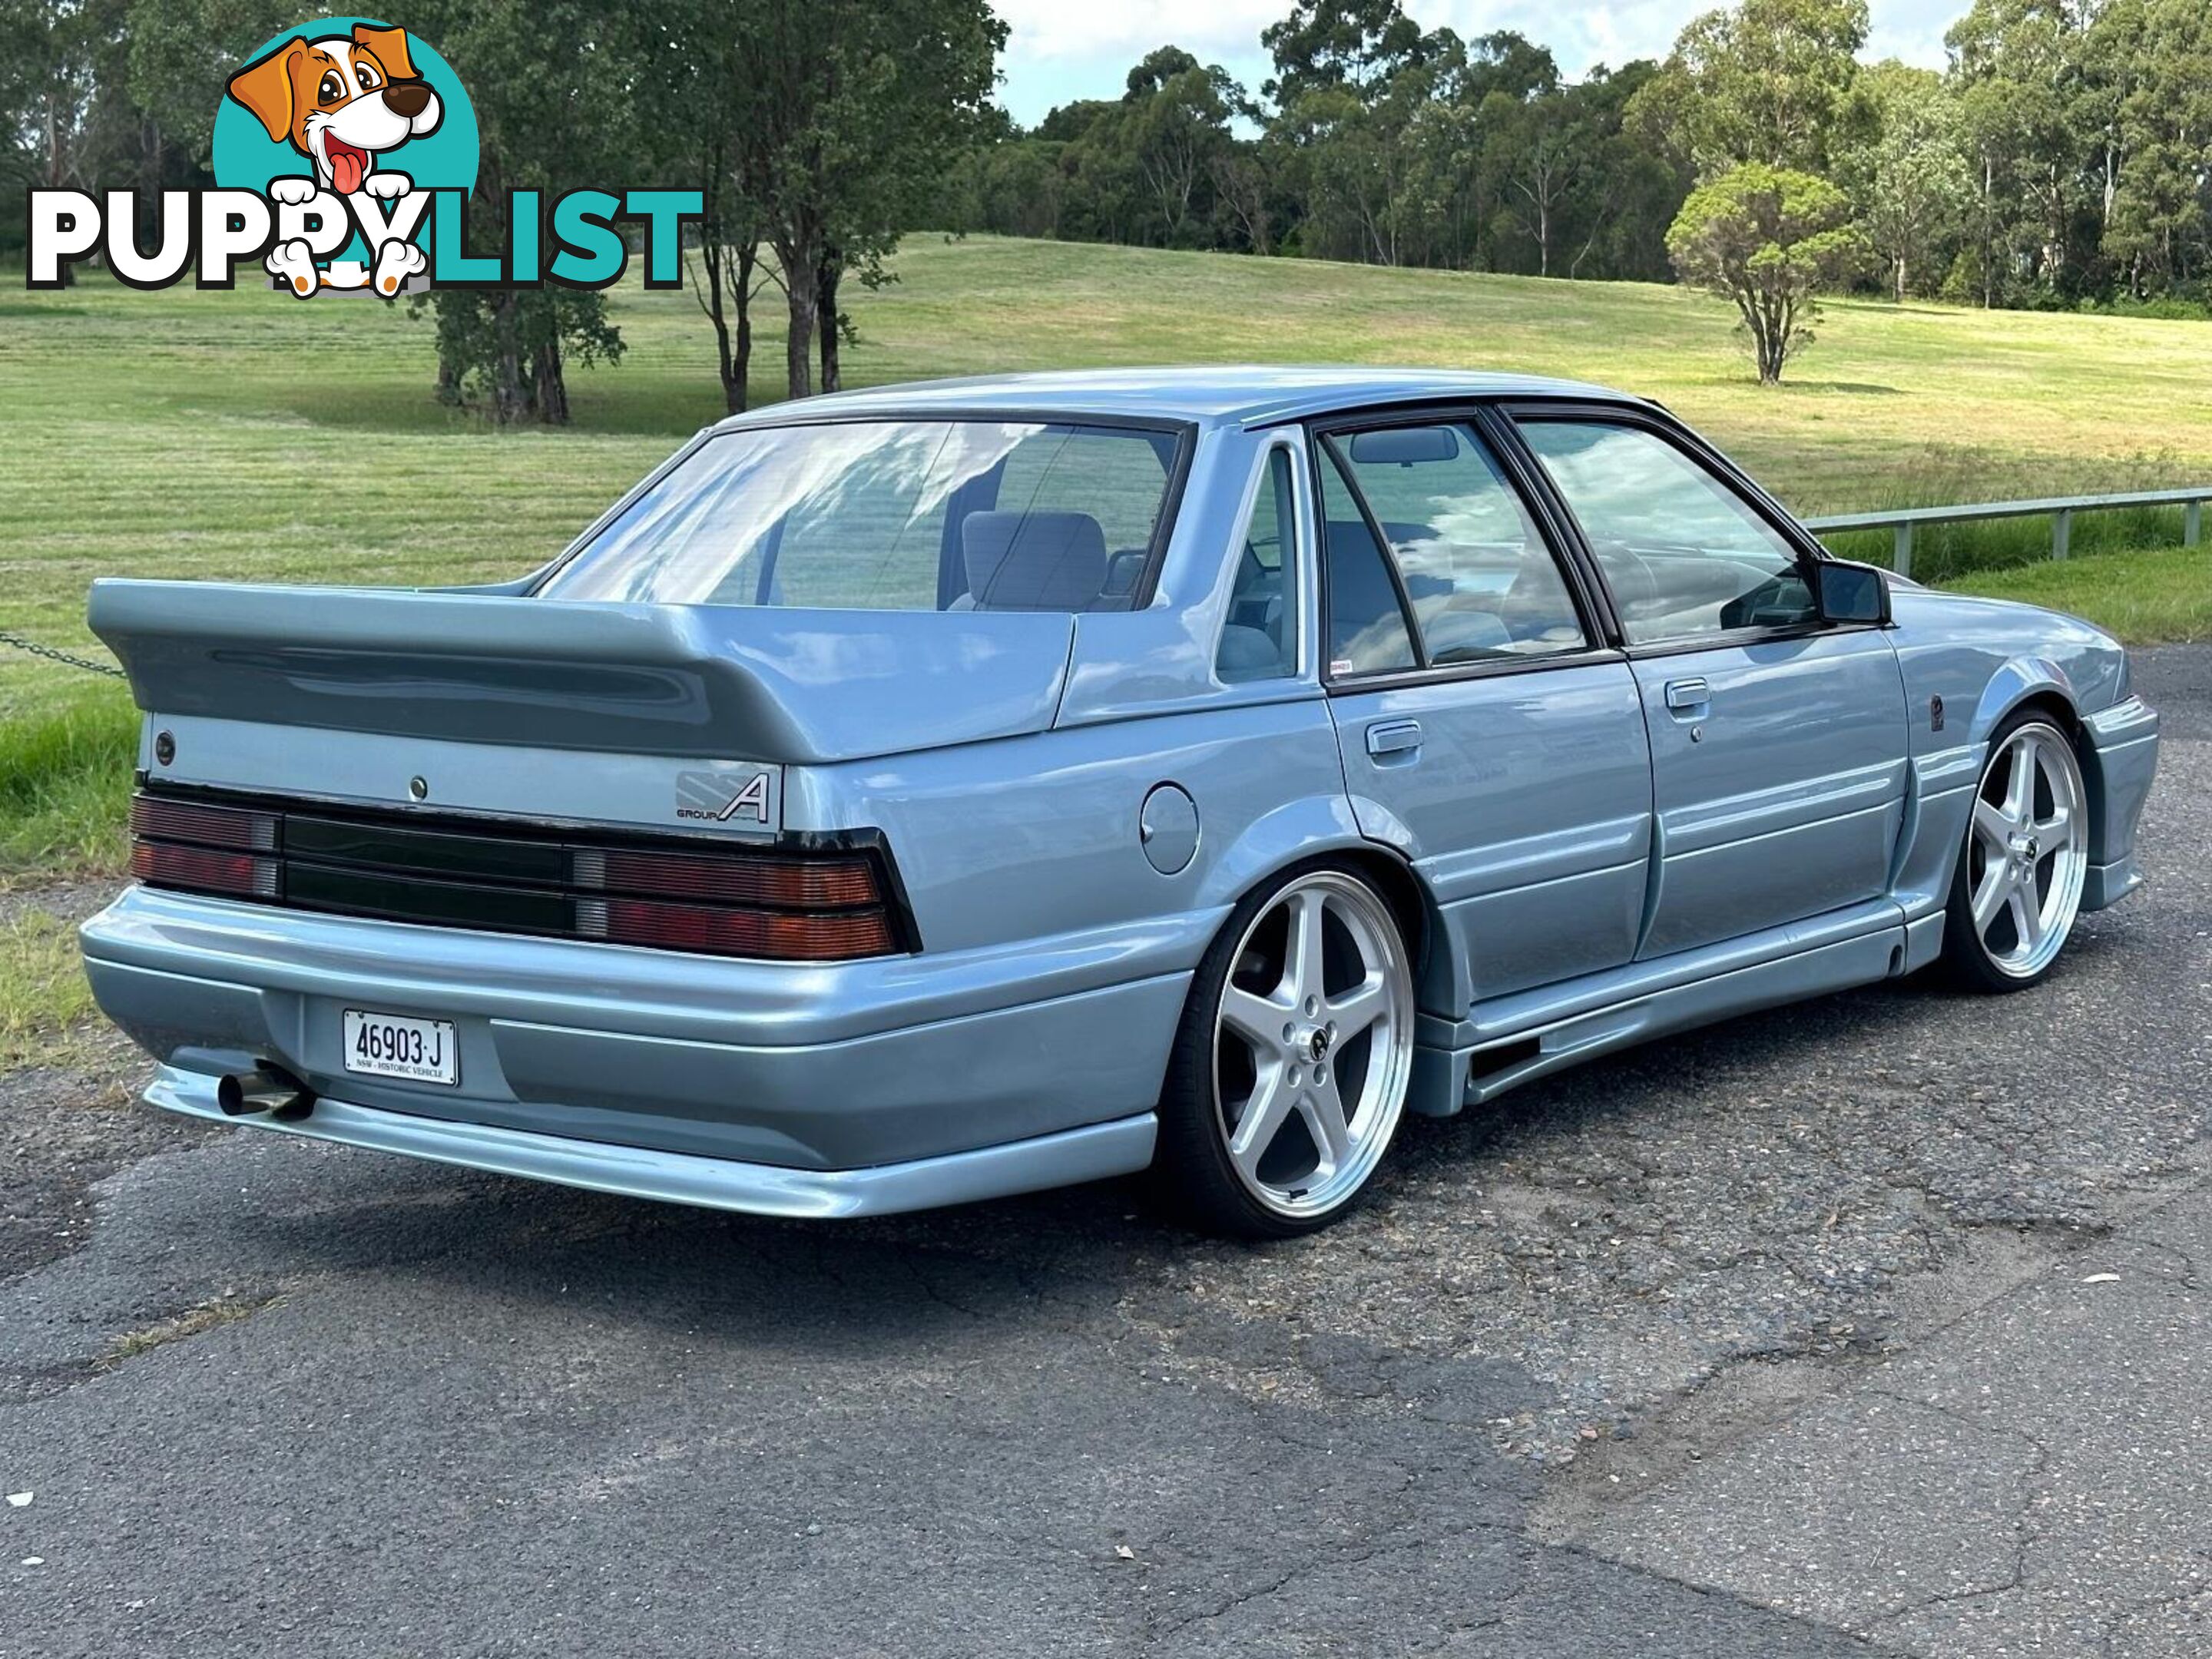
[4,233,2209,885]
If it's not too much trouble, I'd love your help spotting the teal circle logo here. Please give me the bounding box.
[212,17,475,293]
[213,18,475,195]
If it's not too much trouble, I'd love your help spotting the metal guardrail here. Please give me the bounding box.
[1803,487,2208,579]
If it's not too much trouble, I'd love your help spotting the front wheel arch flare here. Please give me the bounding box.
[1982,688,2108,864]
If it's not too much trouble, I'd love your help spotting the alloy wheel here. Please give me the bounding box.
[1965,721,2088,981]
[1211,871,1414,1220]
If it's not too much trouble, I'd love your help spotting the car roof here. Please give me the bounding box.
[709,365,1641,432]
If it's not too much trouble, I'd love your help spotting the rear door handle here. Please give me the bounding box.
[1366,720,1423,758]
[1664,678,1710,713]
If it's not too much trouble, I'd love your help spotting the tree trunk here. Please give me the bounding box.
[1895,255,1907,303]
[46,95,74,286]
[783,271,816,400]
[492,293,526,424]
[773,214,825,401]
[533,335,569,426]
[1981,156,1995,310]
[704,249,736,413]
[697,230,746,416]
[733,243,757,413]
[1750,294,1783,384]
[816,258,842,394]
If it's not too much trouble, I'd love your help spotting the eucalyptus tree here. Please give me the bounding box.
[1481,76,1581,276]
[733,0,1000,397]
[1838,61,1972,300]
[1947,0,2095,303]
[1260,0,1439,104]
[397,0,639,422]
[1667,163,1866,382]
[1635,0,1875,176]
[631,0,777,413]
[2091,0,2212,293]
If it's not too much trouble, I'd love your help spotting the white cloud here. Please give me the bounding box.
[995,0,1283,67]
[994,0,1956,121]
[1865,0,1961,67]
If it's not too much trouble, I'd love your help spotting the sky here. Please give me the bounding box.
[990,0,1962,126]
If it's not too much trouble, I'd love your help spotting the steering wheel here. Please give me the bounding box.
[1592,541,1661,613]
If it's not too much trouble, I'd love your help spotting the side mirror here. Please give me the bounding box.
[1812,559,1891,627]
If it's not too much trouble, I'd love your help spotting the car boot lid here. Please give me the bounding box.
[88,579,1076,765]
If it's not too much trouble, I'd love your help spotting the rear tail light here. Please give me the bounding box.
[574,846,879,909]
[130,795,278,852]
[131,796,282,899]
[131,836,282,899]
[571,844,896,961]
[577,896,896,961]
[127,789,906,962]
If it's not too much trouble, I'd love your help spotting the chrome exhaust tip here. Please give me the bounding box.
[216,1066,315,1121]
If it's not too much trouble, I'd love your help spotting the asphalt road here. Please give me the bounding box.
[2,645,2205,1658]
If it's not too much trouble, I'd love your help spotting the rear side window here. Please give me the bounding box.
[1320,451,1418,677]
[1517,420,1813,644]
[538,419,1183,612]
[1216,447,1300,683]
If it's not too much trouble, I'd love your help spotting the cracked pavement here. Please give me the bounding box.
[1,644,2204,1656]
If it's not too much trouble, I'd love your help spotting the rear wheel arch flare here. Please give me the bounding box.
[1216,845,1436,991]
[1334,846,1435,985]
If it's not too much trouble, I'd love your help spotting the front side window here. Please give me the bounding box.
[1330,422,1588,665]
[538,419,1181,612]
[1517,420,1813,644]
[1216,446,1300,683]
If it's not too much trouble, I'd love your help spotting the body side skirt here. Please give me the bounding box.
[1406,897,1916,1118]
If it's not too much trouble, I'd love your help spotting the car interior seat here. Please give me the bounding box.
[952,511,1109,611]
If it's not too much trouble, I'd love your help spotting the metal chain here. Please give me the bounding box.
[0,630,127,679]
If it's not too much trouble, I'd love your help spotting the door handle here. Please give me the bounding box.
[1664,677,1710,713]
[1366,720,1423,758]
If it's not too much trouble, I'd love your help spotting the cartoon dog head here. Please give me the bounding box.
[226,25,442,196]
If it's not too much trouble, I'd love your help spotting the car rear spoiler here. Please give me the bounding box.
[88,580,1077,765]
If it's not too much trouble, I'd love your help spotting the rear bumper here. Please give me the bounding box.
[2081,694,2161,913]
[81,885,1200,1181]
[141,1066,1157,1218]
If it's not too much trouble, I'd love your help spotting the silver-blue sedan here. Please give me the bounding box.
[81,367,2162,1236]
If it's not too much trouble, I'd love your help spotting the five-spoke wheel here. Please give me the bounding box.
[1944,714,2088,990]
[1154,863,1414,1237]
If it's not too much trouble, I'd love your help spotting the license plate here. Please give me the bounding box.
[342,1009,459,1086]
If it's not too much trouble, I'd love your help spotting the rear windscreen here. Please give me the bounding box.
[537,419,1184,612]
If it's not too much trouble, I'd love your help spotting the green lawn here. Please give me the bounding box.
[0,905,99,1065]
[3,235,2207,882]
[1950,544,2212,644]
